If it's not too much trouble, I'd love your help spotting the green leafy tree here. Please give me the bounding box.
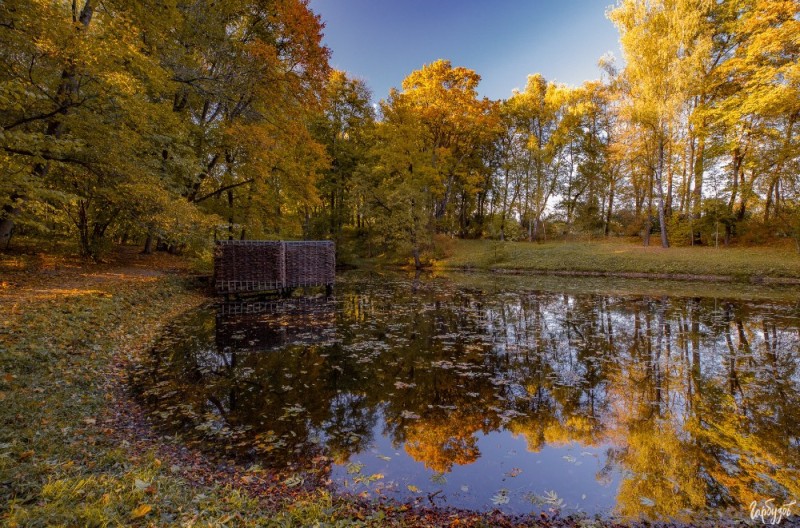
[310,70,375,239]
[0,0,189,257]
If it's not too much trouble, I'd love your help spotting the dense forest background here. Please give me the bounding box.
[1,0,798,263]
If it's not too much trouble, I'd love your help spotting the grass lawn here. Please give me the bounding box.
[439,238,800,281]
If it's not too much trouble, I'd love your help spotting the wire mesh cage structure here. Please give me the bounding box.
[214,240,335,295]
[285,241,337,288]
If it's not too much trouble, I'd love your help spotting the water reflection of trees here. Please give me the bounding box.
[136,282,800,520]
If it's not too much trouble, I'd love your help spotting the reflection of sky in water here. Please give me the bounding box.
[332,415,620,515]
[135,271,800,521]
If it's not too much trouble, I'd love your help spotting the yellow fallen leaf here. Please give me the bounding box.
[130,504,152,519]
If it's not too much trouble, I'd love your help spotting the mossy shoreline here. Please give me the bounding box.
[473,267,800,285]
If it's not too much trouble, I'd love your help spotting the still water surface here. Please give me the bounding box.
[135,272,800,521]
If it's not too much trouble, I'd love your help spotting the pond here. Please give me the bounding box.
[134,271,800,522]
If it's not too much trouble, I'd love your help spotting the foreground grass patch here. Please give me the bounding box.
[440,238,800,280]
[1,256,205,526]
[0,253,383,527]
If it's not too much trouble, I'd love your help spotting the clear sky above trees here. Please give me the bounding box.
[308,0,622,101]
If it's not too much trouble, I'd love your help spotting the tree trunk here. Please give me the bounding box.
[227,189,235,240]
[412,244,422,270]
[764,178,775,222]
[681,138,691,215]
[77,200,92,258]
[692,134,704,217]
[604,177,615,237]
[665,141,674,216]
[655,138,670,248]
[0,201,21,248]
[728,147,741,214]
[329,189,336,235]
[142,233,154,254]
[644,170,653,247]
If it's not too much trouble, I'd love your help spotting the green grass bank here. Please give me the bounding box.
[438,239,800,282]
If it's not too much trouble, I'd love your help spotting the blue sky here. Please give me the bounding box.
[307,0,622,102]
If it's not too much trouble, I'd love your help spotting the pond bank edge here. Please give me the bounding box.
[435,266,800,285]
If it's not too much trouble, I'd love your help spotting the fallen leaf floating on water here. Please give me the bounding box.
[346,462,364,474]
[491,489,510,505]
[431,472,447,485]
[543,490,565,508]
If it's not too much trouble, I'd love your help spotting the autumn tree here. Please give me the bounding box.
[164,0,330,242]
[704,0,800,244]
[0,0,331,256]
[571,79,624,236]
[0,0,194,257]
[310,70,375,239]
[401,61,498,234]
[365,60,498,266]
[366,90,433,268]
[609,0,714,248]
[499,75,579,240]
[488,101,528,240]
